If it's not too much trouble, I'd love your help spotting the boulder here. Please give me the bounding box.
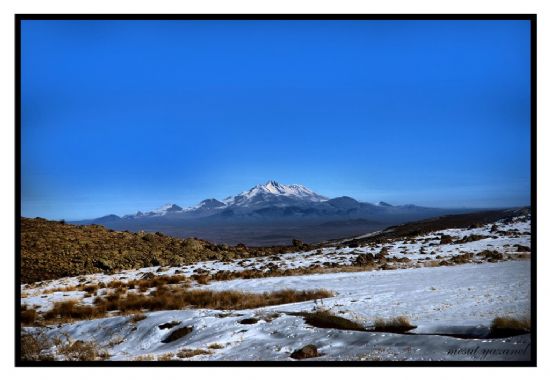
[290,344,320,360]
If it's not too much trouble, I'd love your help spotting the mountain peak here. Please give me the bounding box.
[153,203,183,213]
[224,181,328,206]
[197,198,225,209]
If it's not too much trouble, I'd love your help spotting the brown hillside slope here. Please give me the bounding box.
[20,218,306,283]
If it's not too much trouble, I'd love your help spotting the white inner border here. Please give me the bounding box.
[1,0,548,378]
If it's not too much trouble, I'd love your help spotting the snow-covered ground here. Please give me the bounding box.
[25,260,530,361]
[21,215,532,361]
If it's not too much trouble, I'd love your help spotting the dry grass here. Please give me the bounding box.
[21,331,109,362]
[157,353,175,361]
[490,316,531,337]
[121,274,190,292]
[57,339,110,361]
[94,287,334,313]
[298,309,366,331]
[423,260,441,268]
[21,305,38,325]
[208,343,224,349]
[43,299,106,323]
[20,331,54,361]
[373,316,415,333]
[36,288,333,325]
[192,274,211,285]
[176,348,211,359]
[210,265,373,282]
[40,285,78,294]
[130,312,147,323]
[82,284,99,296]
[133,354,155,361]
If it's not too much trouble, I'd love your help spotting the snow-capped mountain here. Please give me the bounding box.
[124,203,183,218]
[73,180,470,245]
[223,180,328,208]
[194,198,226,210]
[121,181,330,219]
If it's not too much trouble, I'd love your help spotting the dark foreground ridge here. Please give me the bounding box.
[343,207,531,246]
[20,218,313,283]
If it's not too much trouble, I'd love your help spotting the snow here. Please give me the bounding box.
[223,180,329,206]
[21,215,531,361]
[26,260,531,361]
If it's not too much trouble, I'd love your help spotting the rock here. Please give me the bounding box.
[239,318,259,325]
[158,321,181,330]
[95,258,113,271]
[477,250,504,261]
[140,272,156,280]
[161,326,193,343]
[439,235,453,245]
[450,253,473,264]
[515,244,530,252]
[355,253,375,265]
[290,344,320,360]
[292,239,305,248]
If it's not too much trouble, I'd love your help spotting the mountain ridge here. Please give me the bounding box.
[71,180,481,245]
[97,181,424,221]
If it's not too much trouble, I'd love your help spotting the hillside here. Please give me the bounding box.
[20,218,307,283]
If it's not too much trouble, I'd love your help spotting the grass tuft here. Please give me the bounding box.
[298,309,366,331]
[490,316,530,338]
[373,316,415,333]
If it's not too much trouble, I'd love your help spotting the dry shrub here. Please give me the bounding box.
[39,288,333,324]
[373,316,415,333]
[58,339,110,361]
[95,287,333,313]
[126,274,189,292]
[133,354,155,361]
[43,299,106,323]
[180,288,333,310]
[157,353,174,361]
[21,305,38,325]
[423,260,440,268]
[490,316,531,338]
[20,331,53,361]
[193,274,211,285]
[210,264,375,282]
[82,284,99,295]
[208,343,224,349]
[106,280,125,289]
[130,312,147,323]
[299,309,365,331]
[176,348,211,359]
[39,285,78,295]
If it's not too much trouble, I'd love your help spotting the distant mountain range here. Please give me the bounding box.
[73,180,478,245]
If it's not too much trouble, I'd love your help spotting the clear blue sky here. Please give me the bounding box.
[21,20,531,220]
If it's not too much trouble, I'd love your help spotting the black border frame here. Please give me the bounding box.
[15,14,537,367]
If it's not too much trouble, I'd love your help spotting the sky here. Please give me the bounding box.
[21,19,532,220]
